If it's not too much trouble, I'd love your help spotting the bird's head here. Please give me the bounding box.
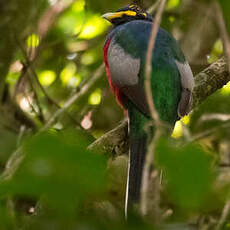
[102,5,152,26]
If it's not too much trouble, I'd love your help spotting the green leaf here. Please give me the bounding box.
[2,129,107,214]
[156,139,214,211]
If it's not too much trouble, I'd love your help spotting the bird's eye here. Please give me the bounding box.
[129,4,141,12]
[140,12,147,17]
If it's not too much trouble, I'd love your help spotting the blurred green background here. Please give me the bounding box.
[1,0,230,229]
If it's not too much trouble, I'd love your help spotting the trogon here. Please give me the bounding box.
[102,5,194,212]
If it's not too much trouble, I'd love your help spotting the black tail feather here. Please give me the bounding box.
[125,134,147,212]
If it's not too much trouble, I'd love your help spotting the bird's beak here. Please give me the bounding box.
[101,12,118,22]
[102,10,136,22]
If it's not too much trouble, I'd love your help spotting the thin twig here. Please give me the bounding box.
[215,1,230,73]
[188,121,230,144]
[38,0,75,39]
[0,63,104,182]
[12,60,44,122]
[0,147,24,181]
[0,0,84,183]
[14,38,45,122]
[144,0,167,125]
[141,0,167,216]
[26,66,45,122]
[215,200,230,230]
[28,0,76,62]
[147,0,161,15]
[198,113,230,123]
[41,64,104,131]
[28,68,83,127]
[17,37,83,127]
[15,33,58,109]
[17,125,26,147]
[140,129,162,217]
[23,90,41,119]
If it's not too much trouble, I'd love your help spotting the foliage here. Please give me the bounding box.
[1,0,230,229]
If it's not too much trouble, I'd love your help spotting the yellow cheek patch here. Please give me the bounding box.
[108,10,137,20]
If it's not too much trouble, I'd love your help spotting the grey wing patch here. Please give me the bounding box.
[175,60,195,117]
[107,39,150,116]
[107,39,140,87]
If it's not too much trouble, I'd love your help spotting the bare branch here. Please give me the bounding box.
[192,57,229,108]
[88,120,129,156]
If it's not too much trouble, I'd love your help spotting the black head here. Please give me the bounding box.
[102,5,152,26]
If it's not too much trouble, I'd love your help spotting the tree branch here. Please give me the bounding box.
[192,57,229,108]
[90,57,230,156]
[1,57,230,185]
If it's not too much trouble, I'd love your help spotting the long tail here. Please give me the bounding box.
[125,99,151,215]
[125,133,147,213]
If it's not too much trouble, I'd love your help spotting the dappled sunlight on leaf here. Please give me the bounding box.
[88,88,102,105]
[220,81,230,95]
[207,39,223,64]
[60,62,76,83]
[81,51,96,65]
[69,73,82,87]
[166,0,180,10]
[38,70,56,86]
[6,72,20,85]
[58,0,85,34]
[168,16,175,23]
[78,15,109,39]
[26,33,40,48]
[172,116,190,138]
[72,0,85,12]
[171,121,183,138]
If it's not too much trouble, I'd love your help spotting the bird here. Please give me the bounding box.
[102,4,194,213]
